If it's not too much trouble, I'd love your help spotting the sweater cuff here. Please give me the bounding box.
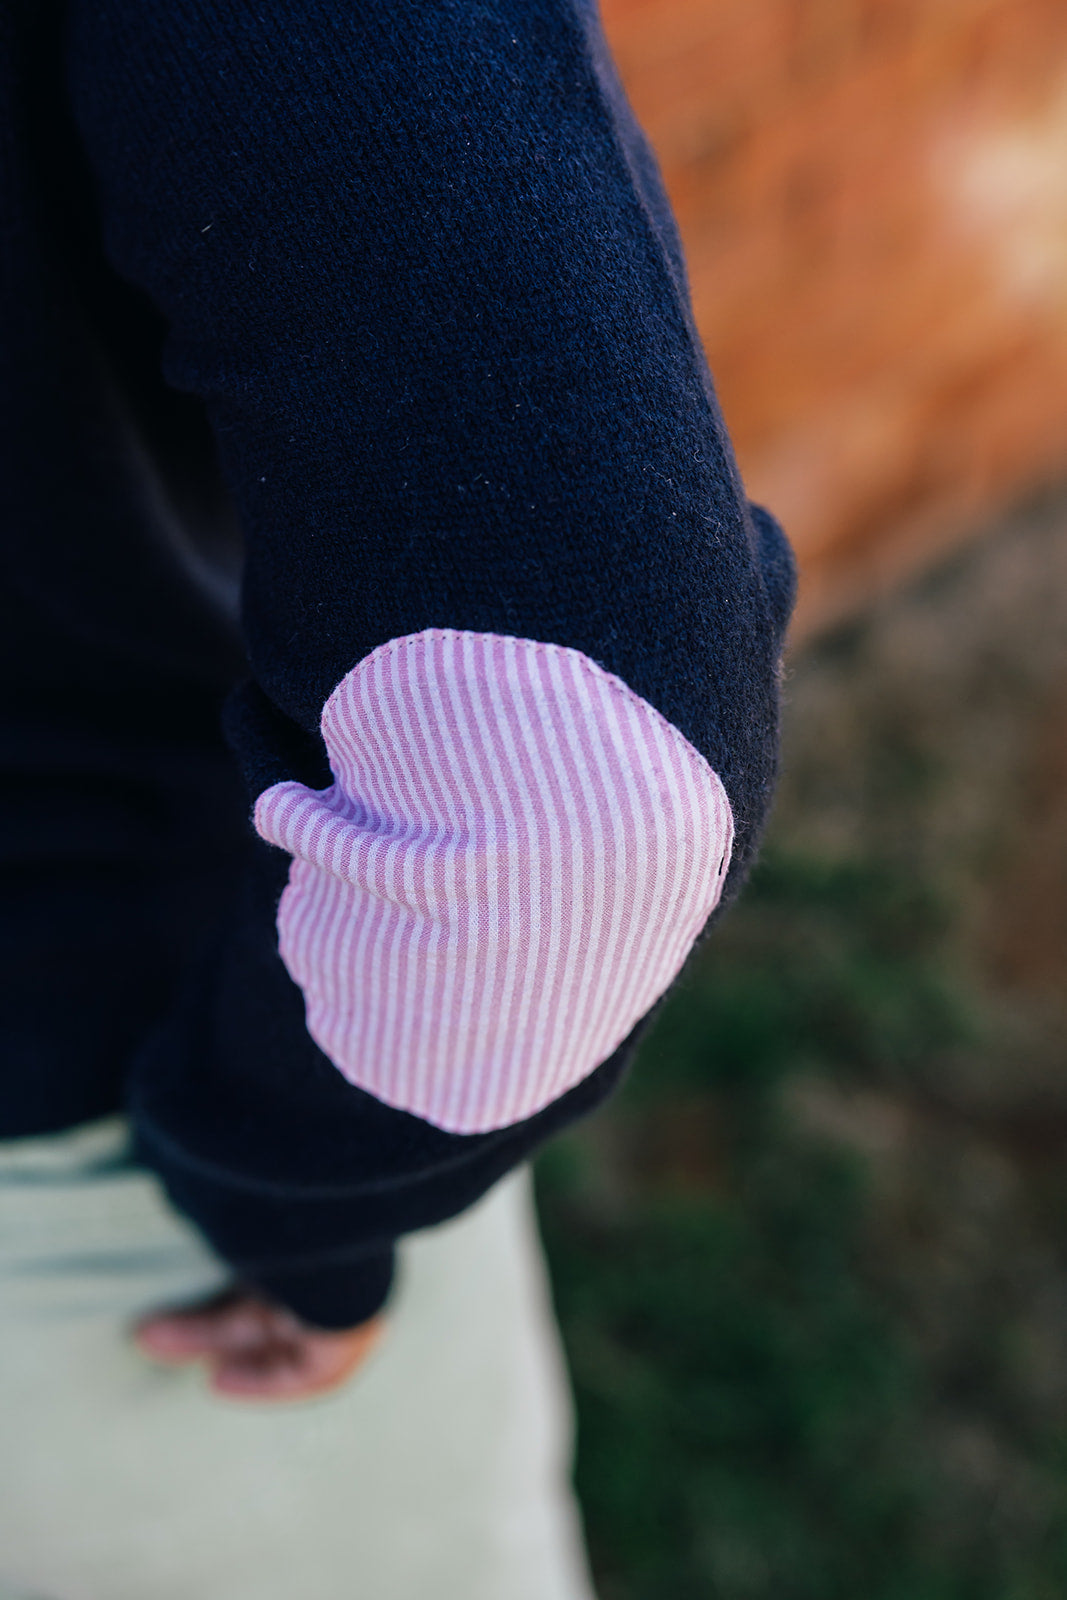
[246,1243,396,1330]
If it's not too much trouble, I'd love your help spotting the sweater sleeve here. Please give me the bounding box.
[65,0,795,1326]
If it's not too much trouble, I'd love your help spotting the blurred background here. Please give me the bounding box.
[534,3,1067,1595]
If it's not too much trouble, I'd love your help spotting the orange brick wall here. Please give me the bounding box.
[600,0,1067,632]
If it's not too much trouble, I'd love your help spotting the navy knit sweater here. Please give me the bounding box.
[0,0,794,1325]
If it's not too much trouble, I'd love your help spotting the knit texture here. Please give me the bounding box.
[0,0,795,1323]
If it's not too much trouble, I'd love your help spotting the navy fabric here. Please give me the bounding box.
[0,0,794,1324]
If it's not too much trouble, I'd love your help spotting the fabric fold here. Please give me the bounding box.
[255,629,734,1134]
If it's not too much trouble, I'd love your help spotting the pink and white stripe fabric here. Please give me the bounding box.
[254,630,734,1134]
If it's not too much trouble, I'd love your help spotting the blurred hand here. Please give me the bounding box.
[134,1287,385,1401]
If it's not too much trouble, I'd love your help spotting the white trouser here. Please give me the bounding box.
[0,1117,594,1600]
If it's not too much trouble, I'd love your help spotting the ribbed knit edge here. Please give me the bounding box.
[247,1244,396,1330]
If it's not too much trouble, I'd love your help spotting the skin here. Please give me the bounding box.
[134,1288,385,1401]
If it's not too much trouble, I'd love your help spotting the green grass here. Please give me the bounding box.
[537,849,958,1598]
[537,507,1067,1597]
[537,793,1067,1593]
[537,841,1067,1599]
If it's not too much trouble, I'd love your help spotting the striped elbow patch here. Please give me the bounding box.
[253,630,733,1134]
